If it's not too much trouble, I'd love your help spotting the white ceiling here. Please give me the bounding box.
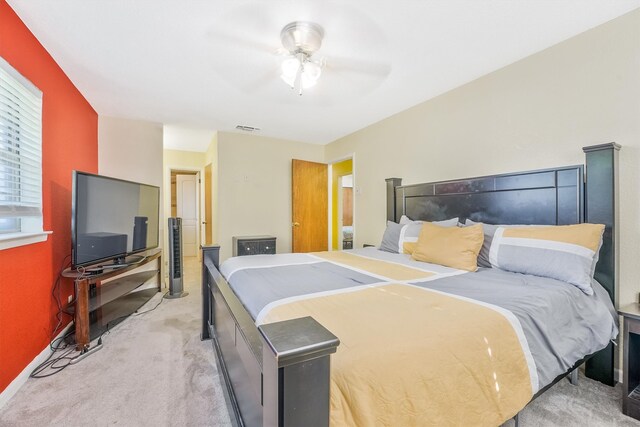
[7,0,640,145]
[163,125,216,152]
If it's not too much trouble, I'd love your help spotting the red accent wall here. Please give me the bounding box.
[0,0,98,393]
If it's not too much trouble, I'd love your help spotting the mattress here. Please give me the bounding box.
[219,248,618,426]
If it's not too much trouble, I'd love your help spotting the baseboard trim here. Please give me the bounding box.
[0,323,73,410]
[615,368,623,384]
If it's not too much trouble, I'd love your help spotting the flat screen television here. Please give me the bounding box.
[72,171,160,268]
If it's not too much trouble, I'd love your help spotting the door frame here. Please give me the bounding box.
[203,163,213,246]
[327,153,356,251]
[165,165,205,260]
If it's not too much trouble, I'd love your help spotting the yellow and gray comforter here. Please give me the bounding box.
[220,248,617,426]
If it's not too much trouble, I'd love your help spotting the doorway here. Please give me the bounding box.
[339,174,354,250]
[330,157,354,251]
[171,170,199,257]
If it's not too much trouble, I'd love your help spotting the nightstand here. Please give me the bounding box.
[233,235,276,257]
[620,303,640,421]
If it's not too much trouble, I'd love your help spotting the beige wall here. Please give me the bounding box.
[98,116,164,283]
[217,132,324,260]
[99,116,164,187]
[325,9,640,307]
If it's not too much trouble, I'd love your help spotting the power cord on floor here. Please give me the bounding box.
[134,291,169,316]
[30,330,78,378]
[31,288,169,378]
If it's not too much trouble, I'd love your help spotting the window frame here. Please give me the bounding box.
[0,56,50,250]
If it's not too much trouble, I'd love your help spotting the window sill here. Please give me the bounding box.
[0,231,52,251]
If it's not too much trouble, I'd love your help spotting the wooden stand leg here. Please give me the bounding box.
[75,278,90,351]
[156,256,162,292]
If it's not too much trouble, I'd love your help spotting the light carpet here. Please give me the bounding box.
[0,257,231,427]
[1,257,638,426]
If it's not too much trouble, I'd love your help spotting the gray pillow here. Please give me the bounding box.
[380,221,404,253]
[465,219,528,268]
[465,219,498,268]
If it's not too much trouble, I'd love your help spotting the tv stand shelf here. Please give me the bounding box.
[63,249,162,351]
[88,270,157,311]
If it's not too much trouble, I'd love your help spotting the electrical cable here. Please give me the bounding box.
[133,291,169,316]
[87,291,167,357]
[31,254,82,378]
[30,329,77,378]
[50,254,72,349]
[32,264,167,378]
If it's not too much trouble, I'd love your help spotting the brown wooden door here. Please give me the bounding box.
[292,159,328,252]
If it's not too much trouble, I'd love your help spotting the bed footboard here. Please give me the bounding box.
[201,246,340,427]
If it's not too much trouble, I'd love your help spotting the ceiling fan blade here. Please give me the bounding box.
[325,56,391,77]
[241,65,282,93]
[205,30,281,56]
[273,47,290,56]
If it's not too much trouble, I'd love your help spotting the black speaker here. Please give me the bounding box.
[132,216,148,252]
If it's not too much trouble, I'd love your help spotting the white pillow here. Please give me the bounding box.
[399,215,419,225]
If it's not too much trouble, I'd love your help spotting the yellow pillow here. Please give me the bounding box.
[403,241,417,255]
[411,223,484,272]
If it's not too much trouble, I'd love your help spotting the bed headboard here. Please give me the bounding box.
[385,142,620,385]
[387,165,583,226]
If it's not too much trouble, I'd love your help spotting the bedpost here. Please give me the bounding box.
[583,142,620,386]
[386,178,402,222]
[201,245,220,341]
[260,316,340,427]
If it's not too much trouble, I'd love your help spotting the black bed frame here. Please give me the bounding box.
[201,143,620,427]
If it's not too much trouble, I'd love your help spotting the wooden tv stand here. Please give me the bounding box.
[62,249,162,351]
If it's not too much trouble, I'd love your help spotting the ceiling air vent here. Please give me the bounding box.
[236,125,261,132]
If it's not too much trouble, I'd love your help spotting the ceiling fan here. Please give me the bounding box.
[206,17,391,99]
[278,21,326,95]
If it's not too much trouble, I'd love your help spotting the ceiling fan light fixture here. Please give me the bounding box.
[280,72,296,88]
[300,72,318,89]
[279,21,325,95]
[303,61,322,81]
[281,56,301,78]
[280,21,324,53]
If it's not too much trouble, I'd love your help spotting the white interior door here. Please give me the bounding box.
[176,174,198,257]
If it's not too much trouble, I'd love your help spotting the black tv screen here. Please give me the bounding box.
[72,171,160,268]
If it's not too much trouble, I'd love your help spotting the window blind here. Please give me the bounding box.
[0,56,43,219]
